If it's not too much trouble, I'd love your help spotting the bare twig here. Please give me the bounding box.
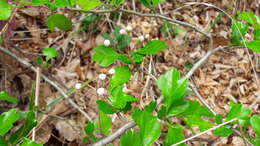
[92,122,136,146]
[0,46,93,122]
[172,118,238,146]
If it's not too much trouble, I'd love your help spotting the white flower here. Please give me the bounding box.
[126,25,133,31]
[103,40,111,46]
[97,88,106,95]
[138,35,145,41]
[123,86,128,93]
[119,29,127,35]
[75,83,82,89]
[108,68,115,74]
[98,73,107,80]
[145,34,150,38]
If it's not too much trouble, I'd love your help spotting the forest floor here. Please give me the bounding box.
[0,0,259,145]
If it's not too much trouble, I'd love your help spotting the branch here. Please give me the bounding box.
[172,118,238,146]
[0,46,93,122]
[67,8,210,38]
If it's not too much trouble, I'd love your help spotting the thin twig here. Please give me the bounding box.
[172,118,238,146]
[0,46,93,122]
[32,67,41,141]
[92,122,136,146]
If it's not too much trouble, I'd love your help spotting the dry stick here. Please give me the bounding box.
[0,46,93,122]
[172,118,238,146]
[92,45,239,146]
[32,67,41,141]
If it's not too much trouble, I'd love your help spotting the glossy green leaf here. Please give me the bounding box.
[254,29,260,40]
[0,0,12,20]
[213,126,233,137]
[109,86,138,109]
[109,66,131,90]
[231,21,248,45]
[238,11,260,29]
[164,125,186,146]
[84,122,95,136]
[0,91,18,104]
[185,114,212,131]
[120,130,142,146]
[9,111,37,145]
[246,40,260,53]
[157,68,188,110]
[167,100,190,116]
[96,100,117,114]
[251,115,260,136]
[92,46,119,67]
[77,0,102,11]
[96,112,112,136]
[135,40,168,55]
[51,0,72,8]
[0,109,20,136]
[20,138,43,146]
[42,48,59,61]
[118,55,132,64]
[226,103,251,127]
[47,14,72,31]
[132,109,161,146]
[158,105,167,120]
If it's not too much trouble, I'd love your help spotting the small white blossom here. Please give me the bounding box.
[108,68,115,74]
[138,35,145,41]
[98,73,107,80]
[97,88,106,95]
[126,25,133,31]
[103,40,111,46]
[145,34,150,38]
[119,29,127,35]
[75,83,82,89]
[123,86,128,93]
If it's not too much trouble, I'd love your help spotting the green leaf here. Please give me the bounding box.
[51,0,72,8]
[109,66,131,90]
[120,130,142,146]
[185,114,213,131]
[77,0,102,11]
[84,122,95,136]
[246,40,260,53]
[164,125,186,146]
[132,109,161,146]
[9,111,37,145]
[0,91,18,104]
[231,21,248,45]
[213,126,234,137]
[157,68,188,110]
[20,138,43,146]
[47,14,72,31]
[132,53,144,63]
[251,115,260,136]
[157,105,167,120]
[215,114,223,124]
[139,0,165,7]
[167,100,190,116]
[96,100,117,114]
[238,11,260,29]
[110,0,125,6]
[135,40,168,55]
[144,101,156,113]
[254,29,260,40]
[42,48,59,61]
[0,0,12,20]
[118,54,132,64]
[109,86,138,109]
[0,109,20,136]
[92,46,119,67]
[112,27,132,50]
[226,103,251,126]
[0,136,8,146]
[95,112,112,136]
